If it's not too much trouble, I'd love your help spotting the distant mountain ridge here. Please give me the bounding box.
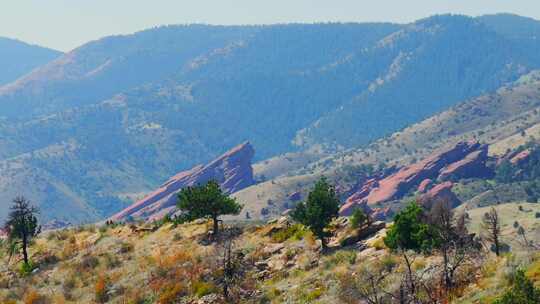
[0,37,61,86]
[2,14,540,223]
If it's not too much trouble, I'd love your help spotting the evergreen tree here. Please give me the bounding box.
[350,208,368,229]
[4,196,40,266]
[384,202,440,252]
[292,178,339,249]
[177,181,242,237]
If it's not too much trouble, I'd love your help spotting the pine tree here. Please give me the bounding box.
[4,196,40,266]
[177,181,242,237]
[292,178,339,249]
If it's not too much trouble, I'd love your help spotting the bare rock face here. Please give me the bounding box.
[510,149,531,165]
[110,142,255,222]
[339,179,378,216]
[340,141,486,217]
[417,179,433,193]
[438,145,490,181]
[418,181,461,209]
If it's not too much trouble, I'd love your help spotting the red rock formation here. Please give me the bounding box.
[111,142,255,222]
[510,149,531,165]
[438,145,490,181]
[365,141,479,203]
[340,141,483,216]
[417,179,433,193]
[418,181,461,209]
[339,179,378,216]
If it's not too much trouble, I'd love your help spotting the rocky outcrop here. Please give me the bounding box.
[418,181,461,209]
[330,221,386,248]
[510,149,531,165]
[418,179,433,193]
[111,142,255,222]
[438,146,490,181]
[340,141,487,216]
[339,179,378,216]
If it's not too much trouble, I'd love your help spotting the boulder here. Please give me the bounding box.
[334,221,386,247]
[263,243,285,255]
[110,142,255,222]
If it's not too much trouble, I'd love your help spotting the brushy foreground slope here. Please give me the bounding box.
[0,202,538,304]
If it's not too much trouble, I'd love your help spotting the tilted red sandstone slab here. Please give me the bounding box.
[340,141,484,216]
[111,142,255,221]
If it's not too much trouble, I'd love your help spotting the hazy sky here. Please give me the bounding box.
[1,0,540,52]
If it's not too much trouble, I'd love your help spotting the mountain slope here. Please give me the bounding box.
[295,15,540,148]
[0,37,61,86]
[233,69,540,220]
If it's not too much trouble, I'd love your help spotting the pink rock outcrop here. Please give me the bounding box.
[340,141,486,217]
[510,149,531,165]
[417,179,433,193]
[111,142,255,222]
[438,146,490,181]
[418,181,461,209]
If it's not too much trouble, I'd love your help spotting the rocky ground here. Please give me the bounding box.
[1,204,539,303]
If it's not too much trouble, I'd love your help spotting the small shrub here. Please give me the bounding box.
[103,253,121,269]
[192,281,217,298]
[381,255,398,271]
[271,224,306,243]
[301,288,323,301]
[23,289,46,304]
[158,283,184,304]
[350,208,367,229]
[95,276,108,303]
[118,242,134,254]
[327,250,357,268]
[19,261,37,276]
[79,255,99,270]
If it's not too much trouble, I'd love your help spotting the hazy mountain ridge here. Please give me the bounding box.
[0,37,61,86]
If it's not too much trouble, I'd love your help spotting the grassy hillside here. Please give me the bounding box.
[0,209,538,303]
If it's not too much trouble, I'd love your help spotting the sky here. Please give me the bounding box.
[1,0,540,52]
